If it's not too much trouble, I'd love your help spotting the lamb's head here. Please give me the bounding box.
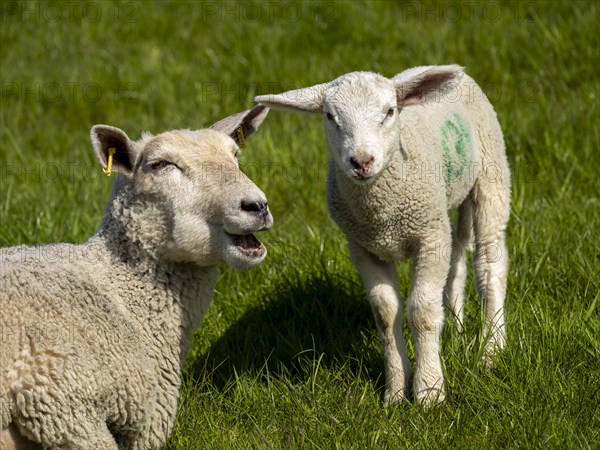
[255,65,463,183]
[91,105,273,270]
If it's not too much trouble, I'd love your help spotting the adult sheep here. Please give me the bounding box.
[0,105,272,449]
[255,65,511,405]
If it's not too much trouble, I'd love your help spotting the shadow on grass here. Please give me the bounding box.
[190,271,385,389]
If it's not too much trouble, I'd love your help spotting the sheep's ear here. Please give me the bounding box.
[394,65,464,106]
[254,82,329,113]
[209,104,269,145]
[90,125,136,175]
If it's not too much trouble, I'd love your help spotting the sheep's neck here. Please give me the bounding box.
[91,182,219,366]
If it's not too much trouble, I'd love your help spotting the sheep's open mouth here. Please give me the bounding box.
[229,233,265,258]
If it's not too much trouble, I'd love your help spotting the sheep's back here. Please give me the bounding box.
[0,244,153,434]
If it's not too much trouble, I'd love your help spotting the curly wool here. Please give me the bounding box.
[1,187,218,449]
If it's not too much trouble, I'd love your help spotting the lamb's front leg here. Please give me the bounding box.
[409,237,451,405]
[347,241,412,404]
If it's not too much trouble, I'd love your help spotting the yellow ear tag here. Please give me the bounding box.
[103,147,116,176]
[236,127,246,151]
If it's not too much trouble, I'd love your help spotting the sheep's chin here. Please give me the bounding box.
[348,173,377,184]
[223,232,267,270]
[345,169,383,185]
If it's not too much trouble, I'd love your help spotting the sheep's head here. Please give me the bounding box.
[90,105,273,270]
[255,65,464,183]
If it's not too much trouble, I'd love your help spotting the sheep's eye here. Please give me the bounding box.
[386,107,395,118]
[326,112,334,121]
[150,160,169,172]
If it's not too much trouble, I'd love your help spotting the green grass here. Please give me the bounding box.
[1,0,599,448]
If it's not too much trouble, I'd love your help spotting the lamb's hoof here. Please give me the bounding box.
[483,349,501,369]
[413,374,445,406]
[483,339,505,369]
[383,387,410,406]
[415,386,446,406]
[455,321,464,334]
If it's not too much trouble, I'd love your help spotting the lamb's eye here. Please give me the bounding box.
[386,108,395,118]
[326,112,334,121]
[150,160,169,172]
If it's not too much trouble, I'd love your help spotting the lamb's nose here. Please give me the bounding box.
[241,200,268,216]
[349,156,375,177]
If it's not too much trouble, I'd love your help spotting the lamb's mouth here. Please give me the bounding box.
[350,172,377,184]
[227,233,266,258]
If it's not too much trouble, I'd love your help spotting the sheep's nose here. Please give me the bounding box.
[241,199,269,216]
[349,156,375,177]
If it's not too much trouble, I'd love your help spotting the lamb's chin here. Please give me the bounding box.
[346,171,381,185]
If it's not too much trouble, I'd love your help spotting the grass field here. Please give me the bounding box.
[1,1,599,448]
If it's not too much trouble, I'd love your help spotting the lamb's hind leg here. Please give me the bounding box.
[444,199,473,332]
[347,241,412,404]
[472,175,510,361]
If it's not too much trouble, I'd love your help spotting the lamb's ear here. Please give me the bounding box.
[209,104,269,145]
[254,82,329,113]
[90,125,136,175]
[394,65,464,106]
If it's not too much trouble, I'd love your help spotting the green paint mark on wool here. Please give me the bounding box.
[441,114,472,184]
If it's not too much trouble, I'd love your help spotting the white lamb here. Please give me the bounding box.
[0,105,272,449]
[255,65,511,405]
